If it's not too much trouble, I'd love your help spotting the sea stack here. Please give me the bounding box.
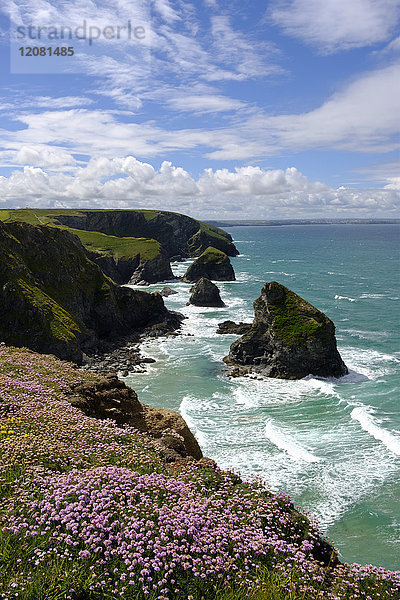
[183,246,235,283]
[224,281,348,379]
[188,278,225,307]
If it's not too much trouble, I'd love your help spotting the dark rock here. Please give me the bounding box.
[217,320,252,335]
[183,247,235,283]
[188,278,225,307]
[54,210,238,258]
[68,373,203,460]
[160,286,179,297]
[170,255,185,262]
[128,253,176,285]
[224,281,348,379]
[0,221,183,363]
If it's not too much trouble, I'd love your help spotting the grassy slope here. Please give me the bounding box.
[200,246,228,264]
[0,210,161,262]
[0,209,232,259]
[0,346,398,600]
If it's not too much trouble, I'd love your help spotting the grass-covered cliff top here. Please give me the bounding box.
[69,228,161,261]
[0,209,234,260]
[0,210,162,262]
[198,246,228,264]
[0,344,398,600]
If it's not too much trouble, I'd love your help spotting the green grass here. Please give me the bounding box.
[0,346,398,600]
[0,210,162,261]
[262,283,329,346]
[17,279,82,343]
[199,246,227,264]
[199,220,232,243]
[67,228,161,261]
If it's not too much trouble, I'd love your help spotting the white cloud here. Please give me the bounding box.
[14,146,76,167]
[0,62,398,167]
[384,177,400,190]
[165,93,245,114]
[270,0,400,53]
[33,96,94,109]
[0,158,398,219]
[206,63,400,158]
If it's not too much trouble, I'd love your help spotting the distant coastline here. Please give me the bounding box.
[208,218,400,227]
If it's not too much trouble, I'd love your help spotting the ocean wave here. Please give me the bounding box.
[179,396,207,447]
[335,294,356,302]
[359,293,386,299]
[350,407,400,457]
[264,419,323,463]
[302,375,343,398]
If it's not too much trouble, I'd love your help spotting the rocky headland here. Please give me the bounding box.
[68,371,202,460]
[0,220,183,364]
[183,246,236,282]
[225,281,348,379]
[0,208,238,286]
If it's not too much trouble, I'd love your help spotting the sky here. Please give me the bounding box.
[0,0,399,219]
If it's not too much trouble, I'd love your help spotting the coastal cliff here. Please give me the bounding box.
[225,281,348,379]
[0,221,182,363]
[0,209,238,285]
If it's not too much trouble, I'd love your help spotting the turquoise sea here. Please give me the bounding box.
[125,224,400,570]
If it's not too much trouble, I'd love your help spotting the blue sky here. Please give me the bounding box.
[0,0,399,219]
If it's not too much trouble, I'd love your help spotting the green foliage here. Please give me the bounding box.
[199,221,232,244]
[199,246,227,264]
[17,279,82,343]
[264,283,329,346]
[68,228,161,261]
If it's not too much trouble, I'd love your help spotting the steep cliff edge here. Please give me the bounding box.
[52,209,238,257]
[0,209,237,285]
[225,281,348,379]
[68,372,202,460]
[0,221,182,363]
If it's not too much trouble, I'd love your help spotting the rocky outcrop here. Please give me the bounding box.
[224,281,348,379]
[217,321,252,335]
[160,286,178,297]
[0,221,182,363]
[128,251,175,285]
[183,247,235,283]
[188,278,225,307]
[68,373,203,460]
[86,247,175,286]
[53,210,238,258]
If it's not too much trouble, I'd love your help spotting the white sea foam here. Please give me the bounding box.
[179,396,208,447]
[359,293,386,299]
[264,419,323,463]
[351,407,400,457]
[335,294,356,302]
[302,375,342,399]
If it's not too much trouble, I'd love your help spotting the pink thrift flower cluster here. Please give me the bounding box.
[0,344,399,600]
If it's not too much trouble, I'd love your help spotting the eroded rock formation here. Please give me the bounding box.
[224,281,348,379]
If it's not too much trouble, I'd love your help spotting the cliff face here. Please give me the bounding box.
[225,281,348,379]
[0,221,181,363]
[53,210,238,258]
[85,247,175,285]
